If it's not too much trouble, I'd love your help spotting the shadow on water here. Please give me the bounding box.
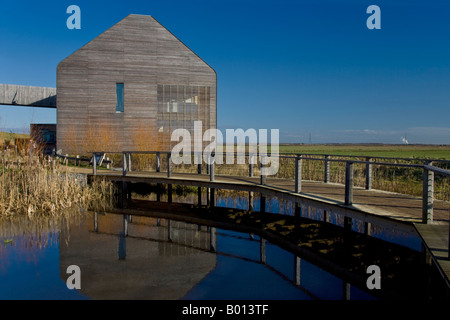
[0,180,448,300]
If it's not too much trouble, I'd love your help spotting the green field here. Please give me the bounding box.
[277,144,450,160]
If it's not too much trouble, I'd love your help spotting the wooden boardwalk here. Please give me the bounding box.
[90,170,450,226]
[414,224,450,290]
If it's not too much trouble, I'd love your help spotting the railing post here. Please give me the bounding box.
[156,152,161,172]
[94,212,98,232]
[122,152,127,176]
[345,161,354,205]
[324,155,330,183]
[128,152,132,172]
[167,153,172,178]
[260,238,266,264]
[168,184,173,203]
[210,188,215,207]
[260,155,266,185]
[92,153,97,175]
[210,153,215,182]
[294,202,301,229]
[295,155,302,193]
[294,256,301,286]
[422,161,434,224]
[365,157,372,190]
[249,153,254,178]
[448,215,450,260]
[197,152,202,174]
[209,227,217,253]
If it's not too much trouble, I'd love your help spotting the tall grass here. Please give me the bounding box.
[0,153,114,217]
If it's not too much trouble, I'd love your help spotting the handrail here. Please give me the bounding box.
[76,149,450,225]
[86,150,450,163]
[424,164,450,177]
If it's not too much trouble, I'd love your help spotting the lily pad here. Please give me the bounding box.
[3,239,13,245]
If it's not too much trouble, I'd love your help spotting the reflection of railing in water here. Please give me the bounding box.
[91,212,327,300]
[104,186,439,300]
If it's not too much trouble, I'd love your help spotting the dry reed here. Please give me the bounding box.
[0,154,114,217]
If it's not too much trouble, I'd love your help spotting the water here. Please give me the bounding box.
[0,187,436,300]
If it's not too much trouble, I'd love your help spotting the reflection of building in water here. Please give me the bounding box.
[59,212,217,299]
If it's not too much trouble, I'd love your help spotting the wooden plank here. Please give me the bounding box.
[414,223,450,285]
[0,84,56,108]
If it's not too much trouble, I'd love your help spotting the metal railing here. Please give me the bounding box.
[82,150,449,225]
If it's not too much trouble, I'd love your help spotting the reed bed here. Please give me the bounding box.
[0,154,114,217]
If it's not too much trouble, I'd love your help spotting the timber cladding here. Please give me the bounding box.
[57,14,216,155]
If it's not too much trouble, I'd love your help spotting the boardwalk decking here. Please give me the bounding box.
[414,224,450,290]
[89,170,450,226]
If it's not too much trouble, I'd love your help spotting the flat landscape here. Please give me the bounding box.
[278,144,450,159]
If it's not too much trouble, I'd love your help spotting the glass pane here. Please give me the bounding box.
[157,85,163,113]
[177,86,184,114]
[164,85,170,113]
[170,85,177,113]
[116,83,124,112]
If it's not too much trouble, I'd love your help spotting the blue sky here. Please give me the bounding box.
[1,0,450,144]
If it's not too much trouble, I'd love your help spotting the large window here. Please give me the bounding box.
[116,83,124,113]
[157,85,210,134]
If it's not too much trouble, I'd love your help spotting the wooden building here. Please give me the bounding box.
[56,14,216,154]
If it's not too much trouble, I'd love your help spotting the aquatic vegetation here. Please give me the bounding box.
[0,154,114,217]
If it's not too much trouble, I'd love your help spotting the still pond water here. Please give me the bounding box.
[0,190,429,300]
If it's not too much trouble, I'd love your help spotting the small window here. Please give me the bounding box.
[116,83,124,112]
